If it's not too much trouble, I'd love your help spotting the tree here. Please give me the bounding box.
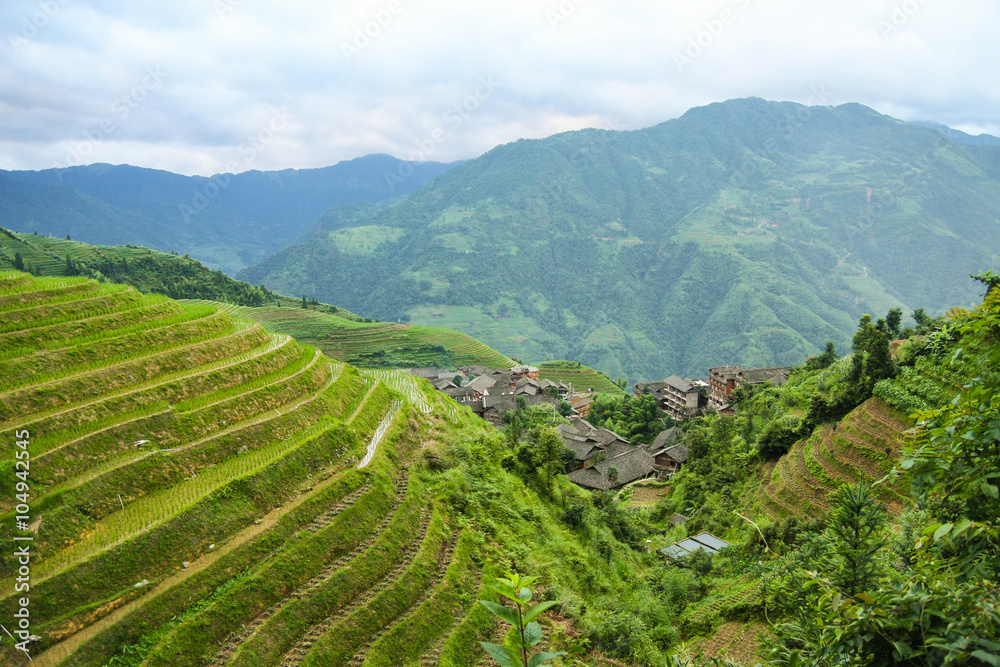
[606,465,619,487]
[301,294,308,309]
[886,307,903,338]
[13,252,24,271]
[479,572,564,667]
[826,482,887,597]
[532,426,567,494]
[806,341,838,369]
[849,314,895,397]
[970,269,1000,296]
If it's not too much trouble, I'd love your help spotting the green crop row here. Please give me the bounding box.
[0,279,99,312]
[0,430,379,667]
[1,361,345,574]
[228,476,432,666]
[0,331,298,459]
[0,419,374,649]
[364,528,481,667]
[0,283,137,332]
[142,471,405,667]
[28,347,325,493]
[0,323,268,419]
[0,309,233,391]
[299,506,453,666]
[0,297,180,352]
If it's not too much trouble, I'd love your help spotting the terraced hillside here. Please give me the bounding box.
[0,272,492,666]
[537,360,626,396]
[756,398,912,520]
[188,299,515,370]
[2,270,705,667]
[0,228,274,306]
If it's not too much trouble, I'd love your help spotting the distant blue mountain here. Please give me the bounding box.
[0,154,459,273]
[910,120,1000,147]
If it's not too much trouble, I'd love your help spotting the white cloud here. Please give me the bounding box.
[0,0,997,175]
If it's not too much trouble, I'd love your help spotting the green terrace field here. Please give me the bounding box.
[2,270,676,667]
[756,398,912,520]
[184,299,515,370]
[537,360,626,396]
[0,271,496,667]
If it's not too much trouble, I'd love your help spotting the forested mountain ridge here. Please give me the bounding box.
[240,99,1000,381]
[0,154,459,274]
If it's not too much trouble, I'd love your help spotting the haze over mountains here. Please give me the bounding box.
[4,98,1000,381]
[0,155,458,274]
[239,99,1000,380]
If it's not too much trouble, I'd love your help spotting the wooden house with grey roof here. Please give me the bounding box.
[567,446,656,490]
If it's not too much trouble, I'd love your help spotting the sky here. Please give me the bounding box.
[1,0,998,176]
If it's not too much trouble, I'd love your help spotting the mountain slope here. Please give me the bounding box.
[0,271,688,667]
[241,99,1000,380]
[0,155,459,273]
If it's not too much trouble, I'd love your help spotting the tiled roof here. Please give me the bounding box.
[567,447,654,490]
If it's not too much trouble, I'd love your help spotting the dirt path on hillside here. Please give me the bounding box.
[33,367,376,667]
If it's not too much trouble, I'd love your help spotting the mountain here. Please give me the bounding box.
[909,120,1000,146]
[0,228,525,371]
[0,154,459,273]
[240,99,1000,381]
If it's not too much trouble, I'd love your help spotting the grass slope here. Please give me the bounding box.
[186,299,516,370]
[0,228,275,306]
[0,270,689,667]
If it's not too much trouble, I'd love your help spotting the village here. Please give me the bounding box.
[405,363,793,492]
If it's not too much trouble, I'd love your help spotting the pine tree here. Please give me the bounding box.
[13,251,24,271]
[827,482,887,597]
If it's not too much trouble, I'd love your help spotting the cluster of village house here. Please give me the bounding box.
[404,364,791,492]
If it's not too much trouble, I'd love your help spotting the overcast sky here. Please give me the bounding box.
[1,0,998,176]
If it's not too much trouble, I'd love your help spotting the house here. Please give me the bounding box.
[433,378,459,391]
[567,446,656,490]
[473,393,552,425]
[635,376,710,421]
[510,365,540,380]
[659,532,731,560]
[709,365,792,412]
[514,377,543,396]
[649,443,688,474]
[538,378,570,396]
[568,394,593,417]
[556,417,631,469]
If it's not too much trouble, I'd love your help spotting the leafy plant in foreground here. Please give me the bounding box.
[479,572,565,667]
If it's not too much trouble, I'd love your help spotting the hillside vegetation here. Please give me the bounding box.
[0,228,275,306]
[240,99,1000,381]
[0,155,458,273]
[0,271,707,667]
[189,298,516,370]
